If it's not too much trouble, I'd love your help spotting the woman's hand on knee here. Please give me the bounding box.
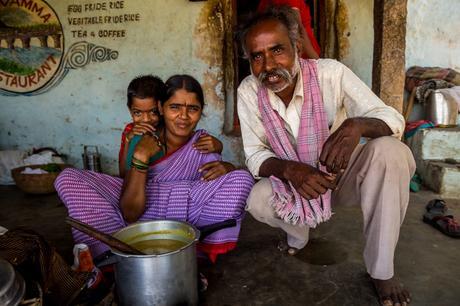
[199,161,235,181]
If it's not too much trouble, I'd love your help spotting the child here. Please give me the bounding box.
[119,75,224,177]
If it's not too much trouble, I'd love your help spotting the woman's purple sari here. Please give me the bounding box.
[55,130,254,258]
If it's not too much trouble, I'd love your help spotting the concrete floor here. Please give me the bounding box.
[0,185,459,306]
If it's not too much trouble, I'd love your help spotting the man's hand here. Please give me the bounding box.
[320,119,362,174]
[199,161,235,181]
[193,134,223,154]
[126,122,156,142]
[284,161,335,200]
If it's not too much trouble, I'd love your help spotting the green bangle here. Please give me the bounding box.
[132,156,149,167]
[131,162,148,171]
[132,160,148,169]
[132,165,147,173]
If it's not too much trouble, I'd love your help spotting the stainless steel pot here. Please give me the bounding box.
[0,258,25,306]
[426,89,459,127]
[105,219,236,306]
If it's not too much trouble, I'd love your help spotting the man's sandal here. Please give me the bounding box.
[425,199,448,214]
[423,214,460,238]
[423,199,460,238]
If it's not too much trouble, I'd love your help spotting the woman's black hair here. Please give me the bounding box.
[127,75,166,108]
[163,75,205,108]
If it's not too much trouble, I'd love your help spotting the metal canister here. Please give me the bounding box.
[0,258,25,306]
[426,89,459,127]
[82,146,102,172]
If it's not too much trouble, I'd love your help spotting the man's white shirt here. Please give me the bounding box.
[237,59,405,178]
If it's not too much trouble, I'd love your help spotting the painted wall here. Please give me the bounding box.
[339,0,374,87]
[406,0,460,71]
[331,0,460,90]
[0,0,241,175]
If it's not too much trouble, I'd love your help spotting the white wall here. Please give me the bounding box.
[335,0,460,89]
[406,0,460,71]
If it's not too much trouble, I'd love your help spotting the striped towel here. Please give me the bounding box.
[257,59,331,227]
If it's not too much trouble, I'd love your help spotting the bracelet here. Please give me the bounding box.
[131,160,148,171]
[132,161,148,170]
[132,156,149,167]
[131,165,147,173]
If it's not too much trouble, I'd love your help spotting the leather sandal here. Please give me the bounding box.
[425,199,448,215]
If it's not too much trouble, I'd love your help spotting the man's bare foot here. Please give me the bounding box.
[371,276,411,306]
[277,240,300,255]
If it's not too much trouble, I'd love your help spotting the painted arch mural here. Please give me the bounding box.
[0,0,118,96]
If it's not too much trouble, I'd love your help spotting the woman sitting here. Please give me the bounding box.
[55,75,254,262]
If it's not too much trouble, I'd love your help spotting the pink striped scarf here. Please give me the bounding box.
[257,59,331,227]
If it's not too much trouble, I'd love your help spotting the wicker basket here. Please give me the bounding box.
[11,164,70,194]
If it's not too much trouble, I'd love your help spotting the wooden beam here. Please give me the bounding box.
[372,0,407,114]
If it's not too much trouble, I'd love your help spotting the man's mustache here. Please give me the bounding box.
[258,68,292,84]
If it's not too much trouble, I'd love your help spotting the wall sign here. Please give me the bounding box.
[0,0,64,94]
[0,0,139,96]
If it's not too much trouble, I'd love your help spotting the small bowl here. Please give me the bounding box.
[0,259,25,306]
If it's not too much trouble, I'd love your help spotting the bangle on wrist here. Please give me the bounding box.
[132,160,148,169]
[131,165,147,173]
[132,156,149,167]
[131,160,148,172]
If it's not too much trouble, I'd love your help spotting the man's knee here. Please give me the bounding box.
[246,178,275,221]
[364,137,415,174]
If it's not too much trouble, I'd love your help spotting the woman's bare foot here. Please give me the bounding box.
[371,276,411,306]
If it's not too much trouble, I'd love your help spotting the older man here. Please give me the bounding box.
[237,7,415,306]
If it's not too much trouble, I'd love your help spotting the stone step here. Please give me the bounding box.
[407,127,460,161]
[422,161,460,198]
[406,127,460,198]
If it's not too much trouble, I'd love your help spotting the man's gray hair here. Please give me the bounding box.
[238,6,300,59]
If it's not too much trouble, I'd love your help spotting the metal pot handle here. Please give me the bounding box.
[95,252,118,268]
[198,219,237,241]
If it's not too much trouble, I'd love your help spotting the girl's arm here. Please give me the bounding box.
[119,135,131,178]
[119,124,133,178]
